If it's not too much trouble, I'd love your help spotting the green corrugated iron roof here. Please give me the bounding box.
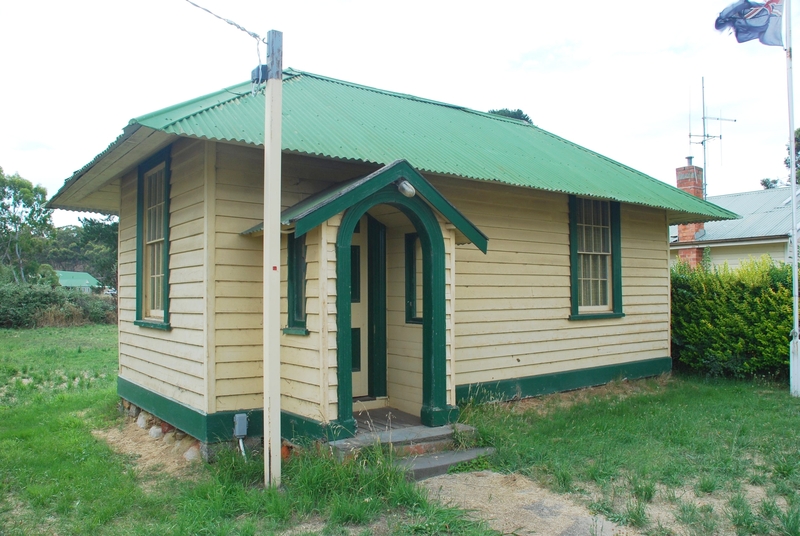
[61,68,737,224]
[56,270,101,288]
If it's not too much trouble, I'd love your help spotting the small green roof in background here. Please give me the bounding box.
[55,271,101,288]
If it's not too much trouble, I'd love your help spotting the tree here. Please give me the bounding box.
[0,167,53,283]
[761,178,780,189]
[79,215,118,289]
[488,108,533,124]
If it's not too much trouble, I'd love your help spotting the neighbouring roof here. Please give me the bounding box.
[50,68,737,225]
[56,270,101,288]
[670,187,794,244]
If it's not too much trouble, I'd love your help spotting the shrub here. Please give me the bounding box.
[671,256,792,378]
[0,283,117,328]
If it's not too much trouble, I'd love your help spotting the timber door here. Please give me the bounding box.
[351,217,370,397]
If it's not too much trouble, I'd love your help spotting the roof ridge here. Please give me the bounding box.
[286,68,536,127]
[131,71,302,128]
[709,187,790,199]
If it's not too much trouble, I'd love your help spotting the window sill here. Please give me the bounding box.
[134,319,172,331]
[569,312,625,321]
[283,327,310,336]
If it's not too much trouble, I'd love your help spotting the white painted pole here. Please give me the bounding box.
[786,1,800,396]
[263,30,283,483]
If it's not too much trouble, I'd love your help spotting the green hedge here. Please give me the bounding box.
[671,256,792,378]
[0,284,117,328]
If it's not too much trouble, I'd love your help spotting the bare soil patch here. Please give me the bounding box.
[92,418,198,480]
[422,471,638,535]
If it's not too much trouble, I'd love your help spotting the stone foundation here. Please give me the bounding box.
[119,398,261,462]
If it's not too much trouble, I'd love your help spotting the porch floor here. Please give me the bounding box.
[353,406,421,433]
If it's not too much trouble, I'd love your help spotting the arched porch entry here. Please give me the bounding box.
[336,189,449,431]
[282,160,488,437]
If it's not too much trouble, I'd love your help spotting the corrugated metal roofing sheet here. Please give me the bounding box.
[56,270,101,288]
[671,187,794,242]
[69,68,736,223]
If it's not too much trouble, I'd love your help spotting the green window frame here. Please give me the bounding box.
[405,233,423,324]
[284,232,309,335]
[135,147,172,330]
[569,196,624,320]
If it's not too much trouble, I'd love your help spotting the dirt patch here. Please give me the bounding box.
[422,471,639,535]
[92,418,198,480]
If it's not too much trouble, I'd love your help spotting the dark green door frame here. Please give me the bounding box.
[336,186,457,432]
[367,215,387,398]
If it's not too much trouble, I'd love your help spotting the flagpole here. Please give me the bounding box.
[787,0,800,396]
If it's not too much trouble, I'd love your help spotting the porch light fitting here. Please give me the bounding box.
[396,179,416,198]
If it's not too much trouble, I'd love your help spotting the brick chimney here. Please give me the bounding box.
[676,157,705,267]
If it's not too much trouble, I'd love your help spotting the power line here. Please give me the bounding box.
[184,0,266,44]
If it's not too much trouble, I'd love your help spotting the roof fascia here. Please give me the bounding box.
[671,235,790,248]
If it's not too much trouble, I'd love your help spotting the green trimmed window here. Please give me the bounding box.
[405,233,423,324]
[569,196,623,320]
[285,232,308,334]
[135,148,171,330]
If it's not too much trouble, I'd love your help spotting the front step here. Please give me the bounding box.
[328,422,494,480]
[329,422,477,458]
[396,447,496,481]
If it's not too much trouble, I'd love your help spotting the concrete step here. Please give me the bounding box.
[329,422,476,459]
[395,447,496,481]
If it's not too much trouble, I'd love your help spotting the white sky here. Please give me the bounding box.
[1,0,797,227]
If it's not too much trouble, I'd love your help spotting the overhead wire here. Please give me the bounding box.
[182,0,268,95]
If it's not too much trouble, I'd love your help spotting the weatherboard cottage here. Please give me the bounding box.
[49,69,736,446]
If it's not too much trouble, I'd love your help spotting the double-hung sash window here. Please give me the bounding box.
[135,148,171,329]
[569,196,623,320]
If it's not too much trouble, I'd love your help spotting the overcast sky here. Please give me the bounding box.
[1,0,797,226]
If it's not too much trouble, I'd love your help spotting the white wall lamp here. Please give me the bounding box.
[396,179,416,198]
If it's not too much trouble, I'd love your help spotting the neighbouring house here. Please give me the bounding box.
[55,270,101,293]
[48,68,736,447]
[671,159,791,268]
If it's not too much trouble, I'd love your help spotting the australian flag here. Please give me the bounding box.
[715,0,783,46]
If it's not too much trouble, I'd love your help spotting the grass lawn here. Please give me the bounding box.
[0,326,492,535]
[6,326,800,535]
[460,376,800,535]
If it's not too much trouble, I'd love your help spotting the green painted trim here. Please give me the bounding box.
[367,215,387,398]
[337,186,454,429]
[351,245,361,303]
[134,319,172,330]
[352,327,362,371]
[420,405,460,427]
[568,312,625,321]
[568,196,580,318]
[292,160,488,253]
[455,357,672,403]
[287,233,307,329]
[404,233,423,324]
[282,327,310,335]
[568,196,623,319]
[119,377,354,442]
[135,146,171,327]
[610,201,623,315]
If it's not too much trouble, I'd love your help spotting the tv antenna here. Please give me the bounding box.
[689,77,736,199]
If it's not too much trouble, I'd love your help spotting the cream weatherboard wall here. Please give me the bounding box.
[119,139,670,435]
[119,138,207,412]
[430,178,671,392]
